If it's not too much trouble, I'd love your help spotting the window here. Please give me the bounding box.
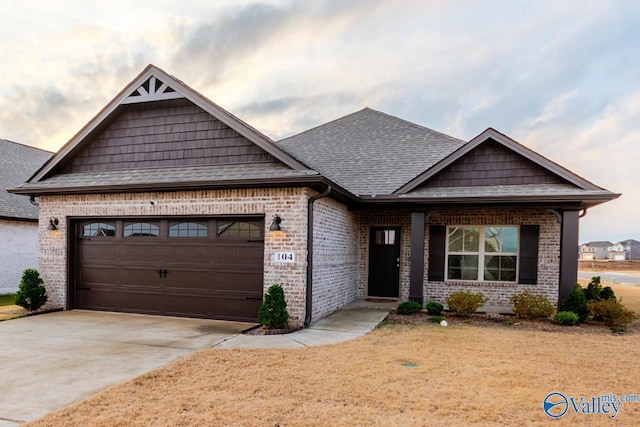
[124,222,159,237]
[169,222,208,238]
[217,221,261,239]
[375,229,396,245]
[82,222,115,237]
[446,226,518,282]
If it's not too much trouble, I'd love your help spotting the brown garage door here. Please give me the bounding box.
[73,217,264,322]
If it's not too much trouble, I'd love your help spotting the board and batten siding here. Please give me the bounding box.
[61,99,277,173]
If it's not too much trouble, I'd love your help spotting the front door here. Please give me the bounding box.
[368,227,400,298]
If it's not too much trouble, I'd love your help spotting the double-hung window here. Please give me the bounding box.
[446,226,518,282]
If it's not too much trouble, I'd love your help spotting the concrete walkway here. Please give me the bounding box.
[214,304,392,349]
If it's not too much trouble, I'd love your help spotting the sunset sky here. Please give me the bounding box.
[1,0,638,243]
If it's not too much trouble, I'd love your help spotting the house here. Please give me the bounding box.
[618,239,640,261]
[9,65,619,326]
[579,241,613,260]
[607,242,626,261]
[0,140,52,294]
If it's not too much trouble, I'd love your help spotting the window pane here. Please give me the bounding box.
[217,221,261,239]
[448,227,463,252]
[501,227,518,252]
[124,222,159,237]
[463,228,479,252]
[82,222,115,237]
[447,255,478,280]
[169,222,208,238]
[485,227,500,252]
[484,255,517,282]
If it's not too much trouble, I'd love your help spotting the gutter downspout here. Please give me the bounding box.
[304,185,332,327]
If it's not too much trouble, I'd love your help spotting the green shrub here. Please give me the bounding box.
[425,301,443,315]
[397,300,422,315]
[554,311,579,326]
[15,269,47,311]
[600,286,616,300]
[257,284,289,329]
[588,298,637,328]
[561,283,589,322]
[429,315,443,323]
[446,291,487,317]
[510,290,555,319]
[583,276,603,301]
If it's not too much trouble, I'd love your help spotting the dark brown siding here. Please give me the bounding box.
[421,140,566,188]
[62,99,276,173]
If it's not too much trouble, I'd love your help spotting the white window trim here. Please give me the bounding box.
[445,225,520,282]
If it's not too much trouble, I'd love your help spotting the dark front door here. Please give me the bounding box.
[368,227,400,298]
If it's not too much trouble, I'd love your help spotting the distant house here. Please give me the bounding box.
[613,239,640,261]
[0,140,52,294]
[607,242,625,261]
[579,241,612,260]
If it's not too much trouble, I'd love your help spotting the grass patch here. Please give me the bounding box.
[0,294,16,306]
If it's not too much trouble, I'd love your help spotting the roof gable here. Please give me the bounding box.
[59,98,279,174]
[30,65,307,182]
[395,128,604,194]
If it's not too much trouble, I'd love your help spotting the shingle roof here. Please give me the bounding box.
[277,108,465,196]
[0,140,52,220]
[584,241,613,247]
[12,162,318,193]
[401,183,615,199]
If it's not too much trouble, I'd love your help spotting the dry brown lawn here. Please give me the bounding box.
[28,286,640,427]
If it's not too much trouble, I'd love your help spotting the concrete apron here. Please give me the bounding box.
[0,310,251,425]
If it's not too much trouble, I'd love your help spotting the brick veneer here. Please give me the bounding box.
[38,188,311,325]
[311,197,359,320]
[425,208,561,307]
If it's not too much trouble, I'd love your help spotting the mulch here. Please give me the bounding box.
[383,310,639,335]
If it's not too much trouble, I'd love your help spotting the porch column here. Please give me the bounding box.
[410,212,425,304]
[559,209,580,304]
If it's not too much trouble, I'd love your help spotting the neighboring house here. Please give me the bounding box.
[607,242,626,261]
[579,244,597,260]
[619,239,640,261]
[9,65,619,326]
[579,241,612,260]
[0,140,52,294]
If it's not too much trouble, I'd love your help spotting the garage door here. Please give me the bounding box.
[73,217,264,322]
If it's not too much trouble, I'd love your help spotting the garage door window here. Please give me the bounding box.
[169,222,208,238]
[124,222,160,237]
[83,222,115,237]
[217,221,262,239]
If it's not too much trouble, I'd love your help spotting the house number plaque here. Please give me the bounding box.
[274,252,295,263]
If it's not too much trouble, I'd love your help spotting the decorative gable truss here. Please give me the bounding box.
[122,75,184,104]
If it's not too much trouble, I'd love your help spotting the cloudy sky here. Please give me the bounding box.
[1,0,638,243]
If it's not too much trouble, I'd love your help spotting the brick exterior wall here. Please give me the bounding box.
[0,220,39,294]
[311,196,359,321]
[425,208,561,307]
[38,188,311,326]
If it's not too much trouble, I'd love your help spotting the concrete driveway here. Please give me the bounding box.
[0,310,252,425]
